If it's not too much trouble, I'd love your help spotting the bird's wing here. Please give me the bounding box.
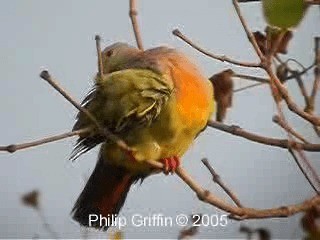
[71,69,173,160]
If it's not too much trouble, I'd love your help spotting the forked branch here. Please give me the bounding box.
[202,158,243,207]
[146,159,320,220]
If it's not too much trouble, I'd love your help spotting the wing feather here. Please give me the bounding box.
[71,69,172,161]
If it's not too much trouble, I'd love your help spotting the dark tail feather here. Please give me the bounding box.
[72,154,137,230]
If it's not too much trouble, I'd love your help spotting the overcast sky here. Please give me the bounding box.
[0,1,319,239]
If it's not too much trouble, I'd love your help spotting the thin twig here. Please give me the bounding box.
[309,37,320,136]
[233,64,315,93]
[288,149,319,194]
[308,37,320,113]
[39,70,131,152]
[0,128,89,153]
[172,29,261,68]
[273,96,319,194]
[207,120,320,152]
[294,71,312,110]
[129,0,144,50]
[274,111,320,194]
[201,158,243,207]
[275,56,320,135]
[95,35,104,79]
[264,32,296,149]
[275,58,313,112]
[37,208,59,239]
[234,82,264,93]
[267,68,320,126]
[286,63,315,80]
[233,74,269,83]
[273,115,309,144]
[234,63,314,84]
[296,148,320,190]
[232,0,265,61]
[286,58,308,70]
[40,71,100,129]
[275,57,315,82]
[272,97,311,197]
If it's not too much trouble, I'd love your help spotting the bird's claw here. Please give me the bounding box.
[160,156,180,175]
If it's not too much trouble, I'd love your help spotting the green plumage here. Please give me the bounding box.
[71,69,172,160]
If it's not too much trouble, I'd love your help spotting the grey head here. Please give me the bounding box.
[101,42,141,73]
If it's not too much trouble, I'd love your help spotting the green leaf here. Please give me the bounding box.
[263,0,306,29]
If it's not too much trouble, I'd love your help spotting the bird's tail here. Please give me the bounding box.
[72,153,137,230]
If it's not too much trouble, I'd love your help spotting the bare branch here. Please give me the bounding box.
[267,68,320,126]
[233,63,315,93]
[232,0,265,61]
[270,93,317,199]
[308,37,320,113]
[207,120,320,152]
[289,149,319,194]
[39,70,131,152]
[202,158,243,207]
[295,71,312,110]
[274,57,316,114]
[95,35,104,80]
[37,208,60,239]
[172,29,261,68]
[234,83,264,93]
[129,0,144,50]
[145,159,320,219]
[234,63,314,84]
[0,128,89,153]
[274,99,320,194]
[234,74,269,83]
[296,148,320,189]
[310,37,320,136]
[273,115,309,144]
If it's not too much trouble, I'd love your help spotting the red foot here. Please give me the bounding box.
[160,156,180,174]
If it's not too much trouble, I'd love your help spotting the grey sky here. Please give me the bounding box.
[0,0,319,239]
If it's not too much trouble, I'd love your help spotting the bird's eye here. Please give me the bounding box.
[106,50,113,57]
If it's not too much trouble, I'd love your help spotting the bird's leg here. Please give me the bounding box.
[160,156,180,175]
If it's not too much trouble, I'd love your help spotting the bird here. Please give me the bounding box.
[71,42,214,230]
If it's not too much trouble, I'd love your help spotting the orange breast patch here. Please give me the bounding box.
[170,59,213,127]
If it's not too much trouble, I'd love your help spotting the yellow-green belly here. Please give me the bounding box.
[102,94,210,174]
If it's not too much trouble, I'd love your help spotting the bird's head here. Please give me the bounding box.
[101,42,141,73]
